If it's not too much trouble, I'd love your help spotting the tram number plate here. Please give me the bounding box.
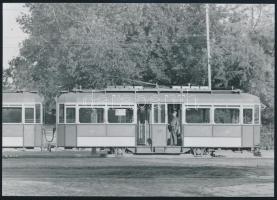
[115,109,126,116]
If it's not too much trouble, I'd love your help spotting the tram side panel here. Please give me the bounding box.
[65,124,77,147]
[3,124,24,147]
[183,124,260,148]
[23,125,35,147]
[253,125,261,146]
[57,124,65,147]
[57,124,136,147]
[56,99,137,147]
[183,104,261,149]
[76,124,136,147]
[3,124,43,148]
[105,124,136,146]
[77,124,105,147]
[242,125,254,147]
[34,124,43,146]
[183,125,212,137]
[183,125,242,148]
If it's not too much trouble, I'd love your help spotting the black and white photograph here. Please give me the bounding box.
[2,2,275,197]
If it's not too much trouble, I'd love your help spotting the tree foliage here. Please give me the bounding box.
[4,3,274,124]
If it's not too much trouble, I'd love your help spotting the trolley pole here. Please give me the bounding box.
[206,4,212,90]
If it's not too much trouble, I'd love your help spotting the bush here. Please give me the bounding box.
[260,125,274,149]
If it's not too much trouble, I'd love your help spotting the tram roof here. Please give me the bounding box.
[3,91,43,104]
[57,91,260,105]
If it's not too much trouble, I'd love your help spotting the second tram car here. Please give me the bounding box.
[56,86,261,153]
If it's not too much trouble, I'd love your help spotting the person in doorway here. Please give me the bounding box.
[169,110,180,146]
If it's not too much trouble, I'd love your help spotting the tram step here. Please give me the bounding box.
[165,147,182,153]
[153,147,165,153]
[135,147,153,154]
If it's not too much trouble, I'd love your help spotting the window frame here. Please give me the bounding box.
[58,103,137,124]
[3,103,43,124]
[213,106,241,125]
[184,105,211,124]
[242,105,254,125]
[254,104,261,125]
[152,103,167,124]
[65,104,77,124]
[107,104,136,124]
[34,103,43,124]
[2,104,23,124]
[24,105,36,124]
[58,103,65,124]
[78,105,105,124]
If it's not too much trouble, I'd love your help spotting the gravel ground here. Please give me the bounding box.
[2,150,274,197]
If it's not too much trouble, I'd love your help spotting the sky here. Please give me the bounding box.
[3,3,29,69]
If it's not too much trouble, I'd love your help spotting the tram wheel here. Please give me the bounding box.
[253,146,261,157]
[191,147,206,157]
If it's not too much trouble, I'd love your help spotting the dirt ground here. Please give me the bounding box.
[2,150,274,197]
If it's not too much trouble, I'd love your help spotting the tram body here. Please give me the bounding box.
[56,87,261,150]
[2,91,43,148]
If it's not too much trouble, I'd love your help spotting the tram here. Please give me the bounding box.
[2,91,43,148]
[55,86,261,154]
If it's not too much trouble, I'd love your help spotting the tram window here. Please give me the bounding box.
[35,104,41,123]
[59,104,64,123]
[108,108,133,123]
[2,107,22,123]
[66,107,76,123]
[214,108,240,124]
[254,105,260,124]
[186,108,210,123]
[25,107,35,123]
[154,104,166,123]
[243,108,253,124]
[79,108,104,123]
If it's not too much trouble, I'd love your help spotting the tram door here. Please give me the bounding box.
[137,104,151,146]
[151,104,167,146]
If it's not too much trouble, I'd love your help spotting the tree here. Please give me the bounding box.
[209,4,274,125]
[5,3,274,125]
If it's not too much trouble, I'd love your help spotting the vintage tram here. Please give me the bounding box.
[55,86,261,154]
[2,91,43,148]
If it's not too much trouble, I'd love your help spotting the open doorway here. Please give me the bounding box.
[167,104,182,146]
